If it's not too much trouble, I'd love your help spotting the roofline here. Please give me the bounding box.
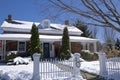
[0,34,98,43]
[2,27,82,36]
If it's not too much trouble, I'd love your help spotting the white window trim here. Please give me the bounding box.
[18,41,26,52]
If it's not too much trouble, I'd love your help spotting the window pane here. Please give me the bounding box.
[19,42,25,51]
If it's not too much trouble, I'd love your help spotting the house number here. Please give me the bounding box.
[75,57,80,68]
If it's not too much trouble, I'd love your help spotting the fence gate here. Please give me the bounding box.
[32,53,83,80]
[39,59,73,80]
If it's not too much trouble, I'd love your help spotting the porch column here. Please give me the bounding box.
[69,42,71,53]
[87,43,90,50]
[51,43,55,57]
[94,42,97,52]
[3,40,6,60]
[82,42,86,50]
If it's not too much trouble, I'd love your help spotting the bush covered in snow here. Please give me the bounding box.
[13,57,30,65]
[6,51,18,62]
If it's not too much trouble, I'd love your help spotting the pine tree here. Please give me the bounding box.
[60,27,71,60]
[30,23,42,59]
[73,20,92,38]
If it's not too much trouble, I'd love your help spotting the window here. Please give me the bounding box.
[18,41,26,52]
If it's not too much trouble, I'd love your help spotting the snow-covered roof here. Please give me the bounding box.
[0,34,98,42]
[1,20,83,36]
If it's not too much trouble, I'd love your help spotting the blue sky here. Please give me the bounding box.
[0,0,77,25]
[0,0,119,43]
[0,0,43,24]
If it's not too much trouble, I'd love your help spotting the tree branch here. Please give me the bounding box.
[48,0,120,32]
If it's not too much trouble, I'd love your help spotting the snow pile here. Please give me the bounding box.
[13,57,30,65]
[0,70,32,80]
[0,61,33,80]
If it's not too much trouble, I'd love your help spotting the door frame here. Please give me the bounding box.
[43,43,50,58]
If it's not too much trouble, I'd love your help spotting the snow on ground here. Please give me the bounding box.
[1,56,119,80]
[64,60,100,75]
[0,56,99,80]
[0,62,33,80]
[68,54,100,75]
[0,61,71,80]
[0,59,83,80]
[81,61,100,75]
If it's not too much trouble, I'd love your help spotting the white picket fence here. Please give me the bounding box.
[32,53,84,80]
[39,59,73,79]
[98,52,120,80]
[106,57,120,80]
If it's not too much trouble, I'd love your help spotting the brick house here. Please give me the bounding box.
[0,15,98,60]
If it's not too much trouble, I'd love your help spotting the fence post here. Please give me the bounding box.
[98,52,108,78]
[72,53,84,79]
[33,53,40,80]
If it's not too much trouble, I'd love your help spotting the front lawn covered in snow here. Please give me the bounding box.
[0,57,100,80]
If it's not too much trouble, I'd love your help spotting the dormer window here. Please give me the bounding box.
[41,19,50,28]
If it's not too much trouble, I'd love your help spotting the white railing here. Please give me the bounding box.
[98,52,120,80]
[32,53,84,80]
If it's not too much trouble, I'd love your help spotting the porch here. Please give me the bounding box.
[0,34,98,60]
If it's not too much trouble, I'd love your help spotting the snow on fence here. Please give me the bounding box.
[98,52,120,80]
[32,53,83,80]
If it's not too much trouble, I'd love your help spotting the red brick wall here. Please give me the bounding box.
[54,41,61,57]
[54,42,83,56]
[71,42,82,53]
[6,40,17,51]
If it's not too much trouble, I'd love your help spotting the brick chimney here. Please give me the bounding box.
[64,20,69,25]
[7,14,12,23]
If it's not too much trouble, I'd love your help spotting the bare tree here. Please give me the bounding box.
[103,27,116,44]
[103,27,116,51]
[90,27,98,39]
[48,0,120,32]
[103,28,116,44]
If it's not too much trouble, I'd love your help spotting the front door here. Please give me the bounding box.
[43,43,50,58]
